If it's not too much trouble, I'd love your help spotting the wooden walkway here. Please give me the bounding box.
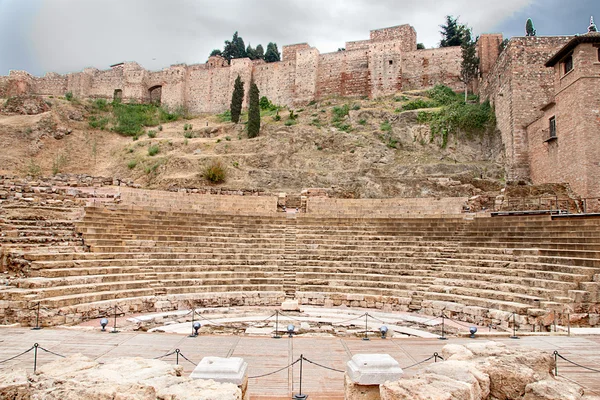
[0,328,599,399]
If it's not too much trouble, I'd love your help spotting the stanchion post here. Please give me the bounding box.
[273,310,281,339]
[33,343,39,373]
[293,355,307,400]
[553,351,558,376]
[567,313,571,336]
[510,313,519,339]
[363,313,370,341]
[32,302,41,330]
[111,304,119,333]
[439,313,447,340]
[189,307,197,338]
[176,349,180,366]
[434,352,439,362]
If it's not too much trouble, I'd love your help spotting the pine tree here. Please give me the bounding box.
[246,44,257,60]
[247,81,260,138]
[223,32,247,63]
[440,15,466,47]
[255,44,265,60]
[264,43,281,63]
[209,49,223,57]
[460,29,479,101]
[230,75,244,124]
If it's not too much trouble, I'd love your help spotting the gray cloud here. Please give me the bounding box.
[4,0,538,76]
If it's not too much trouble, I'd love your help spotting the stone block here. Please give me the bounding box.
[344,373,381,400]
[191,357,248,386]
[281,300,300,311]
[346,354,403,385]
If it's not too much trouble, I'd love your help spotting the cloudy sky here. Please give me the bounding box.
[0,0,597,76]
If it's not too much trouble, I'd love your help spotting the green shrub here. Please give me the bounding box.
[158,125,163,131]
[351,104,361,111]
[147,130,157,138]
[65,92,73,101]
[358,119,367,125]
[394,95,409,102]
[402,99,437,111]
[310,118,321,127]
[88,116,109,130]
[184,131,193,139]
[92,98,109,111]
[202,159,227,184]
[148,144,160,156]
[332,104,350,123]
[288,110,298,120]
[427,85,459,106]
[113,103,159,136]
[274,114,281,121]
[225,136,231,141]
[127,160,137,169]
[52,153,68,175]
[285,119,297,126]
[380,121,392,132]
[158,106,183,123]
[217,110,232,122]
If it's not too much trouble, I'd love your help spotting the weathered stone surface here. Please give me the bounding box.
[5,354,241,399]
[379,342,591,400]
[344,373,382,400]
[523,378,584,400]
[346,354,403,385]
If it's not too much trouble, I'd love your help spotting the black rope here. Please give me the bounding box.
[329,313,368,326]
[555,352,600,373]
[0,346,35,364]
[37,346,66,358]
[301,356,345,373]
[154,350,178,360]
[276,312,306,322]
[401,354,442,370]
[249,358,301,379]
[178,352,197,366]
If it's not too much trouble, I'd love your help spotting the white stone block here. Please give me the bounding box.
[190,357,248,385]
[346,354,403,385]
[281,300,300,311]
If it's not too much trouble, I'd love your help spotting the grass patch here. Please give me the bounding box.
[358,119,367,126]
[148,144,160,156]
[380,121,392,132]
[147,130,157,138]
[88,116,109,130]
[217,110,232,122]
[202,159,227,184]
[127,160,137,169]
[112,103,160,136]
[401,98,438,111]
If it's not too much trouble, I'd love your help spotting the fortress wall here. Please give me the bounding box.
[401,47,462,91]
[0,76,8,97]
[368,41,404,98]
[253,60,296,108]
[316,52,346,99]
[282,43,311,62]
[293,48,320,105]
[478,34,504,78]
[370,25,417,52]
[345,40,371,51]
[33,73,69,96]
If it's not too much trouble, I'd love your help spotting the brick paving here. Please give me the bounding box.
[0,328,599,399]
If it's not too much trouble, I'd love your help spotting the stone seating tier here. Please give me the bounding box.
[1,205,600,329]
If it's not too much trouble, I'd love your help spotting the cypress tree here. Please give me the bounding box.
[460,29,479,101]
[230,75,244,124]
[440,15,466,47]
[247,81,260,138]
[526,18,536,36]
[255,44,265,60]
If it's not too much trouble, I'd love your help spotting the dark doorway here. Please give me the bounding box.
[148,85,162,105]
[113,89,123,102]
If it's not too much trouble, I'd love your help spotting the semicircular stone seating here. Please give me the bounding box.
[1,200,599,330]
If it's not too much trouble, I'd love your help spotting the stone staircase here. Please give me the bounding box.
[282,214,298,298]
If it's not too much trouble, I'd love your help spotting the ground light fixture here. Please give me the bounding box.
[287,324,295,338]
[469,326,478,339]
[100,318,109,331]
[380,325,389,339]
[191,322,201,337]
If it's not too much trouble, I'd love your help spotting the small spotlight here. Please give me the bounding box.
[193,322,201,336]
[287,324,295,338]
[100,318,108,331]
[469,326,478,339]
[379,325,389,339]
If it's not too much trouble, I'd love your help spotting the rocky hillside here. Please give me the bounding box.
[0,89,506,199]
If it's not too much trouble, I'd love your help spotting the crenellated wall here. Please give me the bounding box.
[1,24,463,114]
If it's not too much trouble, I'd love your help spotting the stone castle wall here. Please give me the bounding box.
[479,36,572,182]
[0,25,464,113]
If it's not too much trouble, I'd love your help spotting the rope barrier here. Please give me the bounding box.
[555,352,600,373]
[0,346,35,364]
[154,350,178,360]
[249,358,301,379]
[37,346,66,358]
[178,352,197,366]
[401,353,443,370]
[301,356,345,373]
[328,313,369,326]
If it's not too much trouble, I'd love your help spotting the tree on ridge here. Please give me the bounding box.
[230,75,244,124]
[247,81,260,138]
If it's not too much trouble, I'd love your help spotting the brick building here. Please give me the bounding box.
[526,32,600,199]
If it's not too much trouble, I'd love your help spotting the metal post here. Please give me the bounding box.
[111,305,118,333]
[176,349,180,365]
[189,308,196,337]
[510,313,519,339]
[363,313,370,341]
[567,313,571,336]
[293,355,307,400]
[439,313,447,340]
[32,302,41,330]
[434,352,439,362]
[33,343,39,373]
[273,311,281,339]
[553,351,558,376]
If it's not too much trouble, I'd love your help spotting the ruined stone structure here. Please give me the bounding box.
[0,25,464,113]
